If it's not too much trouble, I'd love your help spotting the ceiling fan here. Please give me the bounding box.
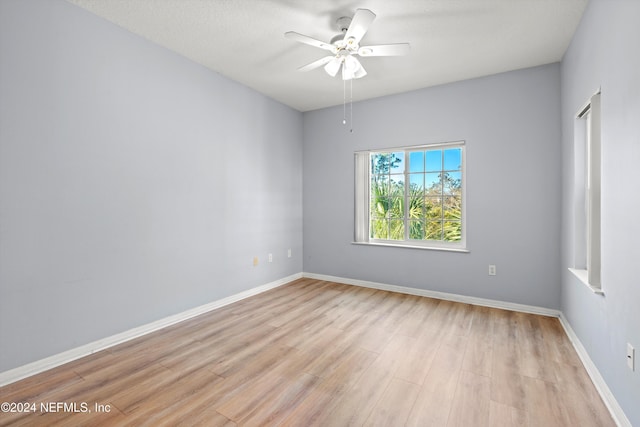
[285,9,410,81]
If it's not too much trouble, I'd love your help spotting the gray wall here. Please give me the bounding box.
[0,0,303,372]
[303,64,562,309]
[560,0,640,424]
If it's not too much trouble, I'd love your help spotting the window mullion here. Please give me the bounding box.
[388,171,392,239]
[440,151,445,240]
[404,150,410,241]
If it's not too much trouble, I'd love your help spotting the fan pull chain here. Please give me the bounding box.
[350,78,353,133]
[343,78,346,125]
[341,77,354,133]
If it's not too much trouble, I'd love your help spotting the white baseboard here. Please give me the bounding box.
[303,272,561,317]
[0,272,301,388]
[558,314,631,427]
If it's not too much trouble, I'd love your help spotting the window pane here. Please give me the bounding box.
[371,153,393,174]
[443,196,461,220]
[408,191,424,218]
[371,153,383,175]
[390,152,405,174]
[444,221,462,242]
[425,173,442,194]
[409,173,424,192]
[371,177,389,205]
[425,150,442,171]
[444,148,462,171]
[371,196,389,218]
[409,151,424,173]
[389,219,404,240]
[425,221,443,240]
[409,220,425,239]
[371,218,389,239]
[389,197,404,219]
[442,172,462,195]
[371,177,386,189]
[371,184,393,216]
[425,197,442,220]
[389,175,404,197]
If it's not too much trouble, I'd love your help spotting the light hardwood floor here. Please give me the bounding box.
[0,278,614,426]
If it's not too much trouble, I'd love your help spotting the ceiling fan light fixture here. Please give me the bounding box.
[352,64,367,79]
[342,55,367,80]
[286,8,408,81]
[324,57,342,77]
[342,65,354,81]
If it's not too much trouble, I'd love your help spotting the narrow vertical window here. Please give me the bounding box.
[571,92,601,291]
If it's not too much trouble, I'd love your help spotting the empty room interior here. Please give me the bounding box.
[0,0,639,425]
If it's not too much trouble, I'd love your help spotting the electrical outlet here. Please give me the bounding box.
[287,249,292,258]
[268,253,273,263]
[628,343,635,371]
[488,265,497,276]
[253,257,258,267]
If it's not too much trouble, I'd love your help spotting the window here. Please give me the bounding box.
[355,142,466,250]
[570,91,601,292]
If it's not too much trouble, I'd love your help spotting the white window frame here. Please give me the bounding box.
[569,91,602,293]
[354,141,467,252]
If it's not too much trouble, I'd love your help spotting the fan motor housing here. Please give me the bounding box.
[331,16,353,46]
[336,16,352,32]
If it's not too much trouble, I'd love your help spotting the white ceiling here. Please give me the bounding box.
[66,0,587,112]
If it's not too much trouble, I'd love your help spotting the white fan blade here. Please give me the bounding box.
[342,56,367,80]
[358,43,410,57]
[298,56,334,72]
[344,9,376,45]
[285,31,334,51]
[324,57,343,77]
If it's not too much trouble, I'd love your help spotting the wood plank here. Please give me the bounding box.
[394,333,439,385]
[488,400,529,427]
[320,334,409,426]
[363,378,420,427]
[447,370,491,427]
[522,376,572,427]
[552,361,616,427]
[405,335,467,427]
[490,353,529,410]
[200,344,300,408]
[394,296,438,338]
[279,347,378,426]
[461,305,495,377]
[225,372,319,426]
[214,349,318,422]
[538,316,583,366]
[0,366,84,404]
[120,369,224,426]
[513,312,558,382]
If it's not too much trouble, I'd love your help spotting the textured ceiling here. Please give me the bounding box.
[66,0,587,112]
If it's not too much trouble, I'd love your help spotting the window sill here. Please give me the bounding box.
[352,241,469,253]
[568,268,604,295]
